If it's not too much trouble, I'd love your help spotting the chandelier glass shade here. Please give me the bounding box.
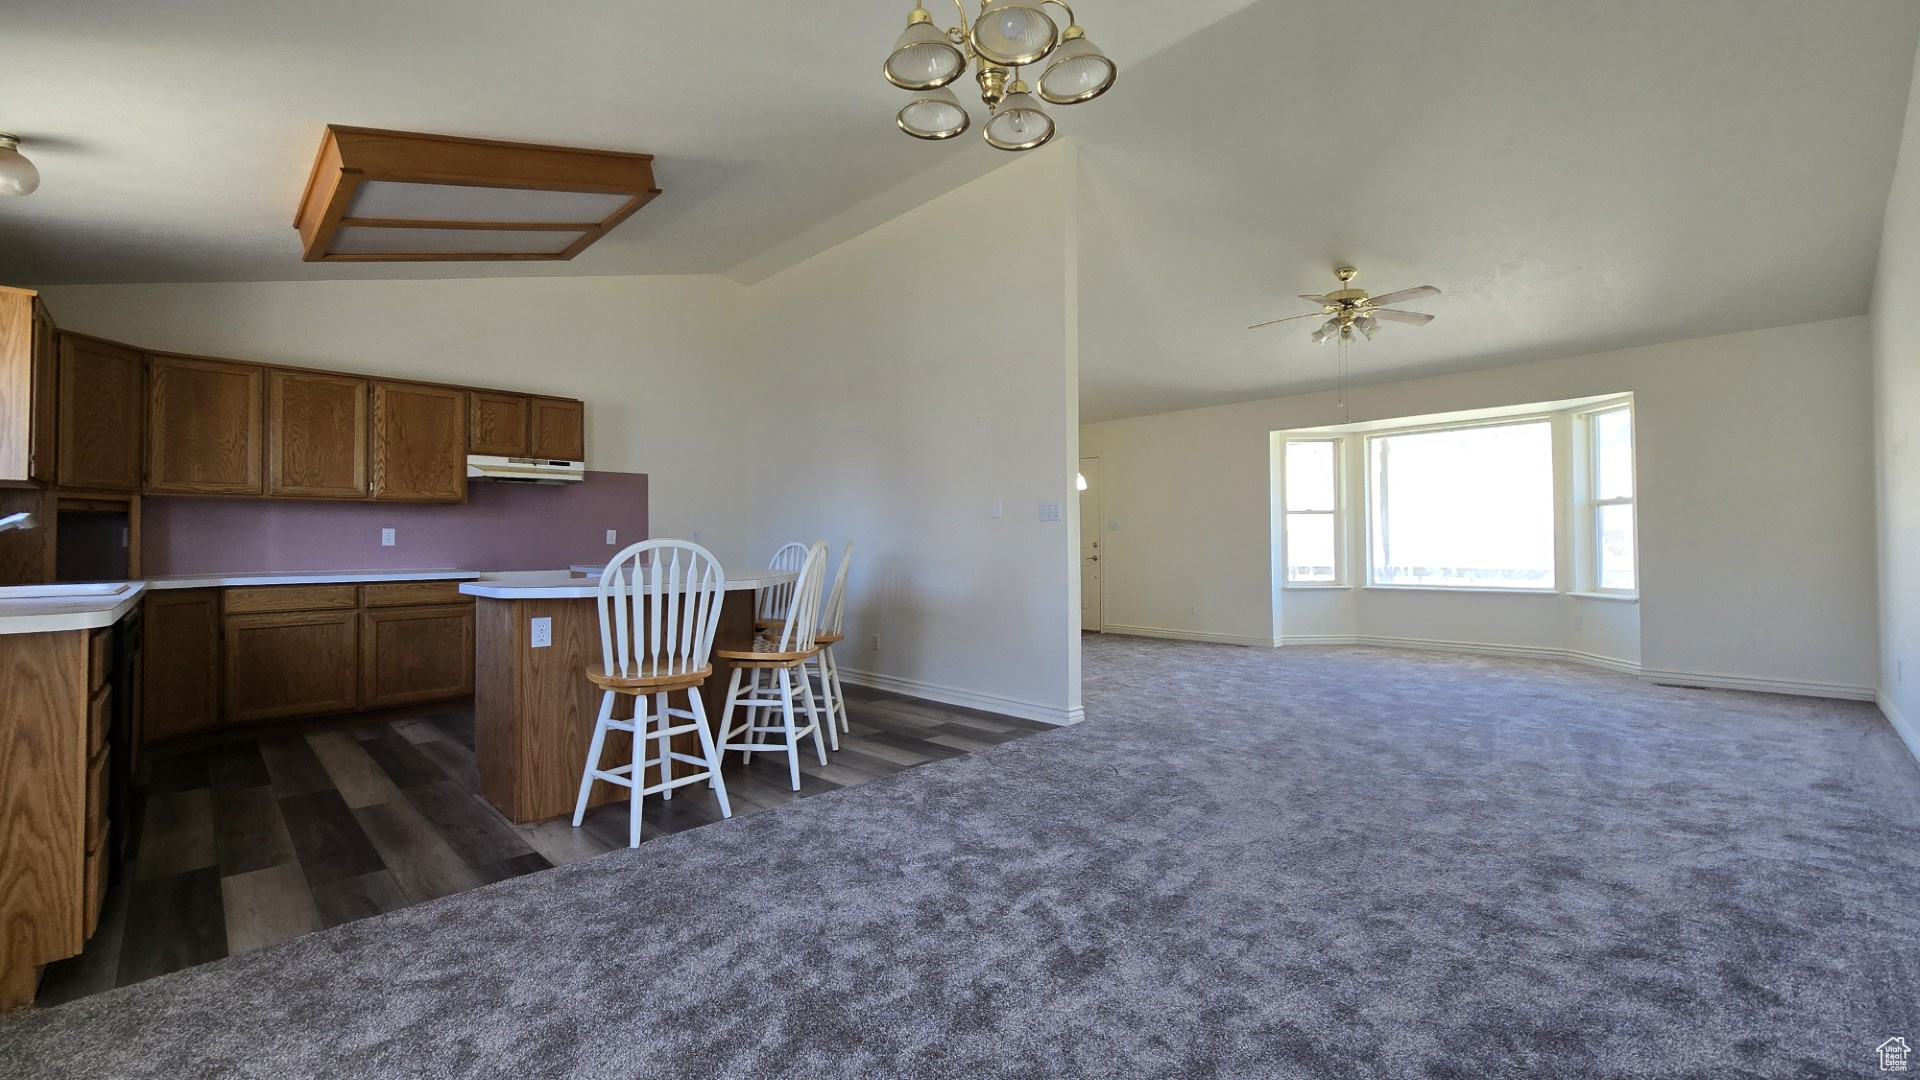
[0,134,40,197]
[883,1,1115,152]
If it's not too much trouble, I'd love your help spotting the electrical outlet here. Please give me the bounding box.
[1900,660,1906,684]
[381,528,396,547]
[1039,501,1062,522]
[1107,520,1120,532]
[871,633,881,651]
[1189,602,1198,616]
[1574,616,1585,631]
[992,498,1004,519]
[606,529,618,545]
[530,617,553,649]
[691,529,701,541]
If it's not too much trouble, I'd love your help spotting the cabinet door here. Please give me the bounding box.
[142,590,222,744]
[147,355,265,495]
[224,611,360,723]
[528,397,585,461]
[29,298,56,484]
[361,604,475,708]
[468,392,530,458]
[371,381,467,503]
[57,335,145,493]
[269,370,369,499]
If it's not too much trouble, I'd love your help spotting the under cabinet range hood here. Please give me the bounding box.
[466,455,585,484]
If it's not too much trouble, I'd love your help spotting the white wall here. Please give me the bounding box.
[36,153,1087,725]
[1872,40,1920,756]
[37,275,766,566]
[741,147,1083,724]
[1081,317,1880,698]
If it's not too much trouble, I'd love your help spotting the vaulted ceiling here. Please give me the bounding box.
[4,1,1917,423]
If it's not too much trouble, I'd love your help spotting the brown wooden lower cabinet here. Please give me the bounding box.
[361,604,475,708]
[142,589,222,743]
[224,610,361,724]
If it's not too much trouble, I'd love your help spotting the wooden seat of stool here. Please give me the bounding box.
[716,638,821,668]
[586,663,712,694]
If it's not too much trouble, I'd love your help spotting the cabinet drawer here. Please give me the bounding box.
[362,580,470,608]
[88,685,110,757]
[224,584,360,614]
[83,835,107,940]
[88,628,110,692]
[86,745,109,851]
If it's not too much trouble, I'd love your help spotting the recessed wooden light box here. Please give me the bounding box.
[293,125,660,262]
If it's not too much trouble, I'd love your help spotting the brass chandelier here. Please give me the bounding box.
[884,1,1117,151]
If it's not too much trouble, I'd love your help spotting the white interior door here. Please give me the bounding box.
[1079,456,1102,632]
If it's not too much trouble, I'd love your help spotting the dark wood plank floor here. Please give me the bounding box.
[35,685,1048,1006]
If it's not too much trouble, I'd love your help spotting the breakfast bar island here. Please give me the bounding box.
[459,568,798,824]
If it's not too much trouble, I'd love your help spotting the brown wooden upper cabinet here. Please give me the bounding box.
[0,287,58,485]
[57,334,145,493]
[468,391,530,457]
[529,396,586,461]
[371,381,467,503]
[269,369,369,499]
[146,354,265,496]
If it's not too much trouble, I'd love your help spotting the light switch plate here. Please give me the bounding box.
[531,617,553,648]
[1107,520,1120,532]
[992,498,1004,519]
[1039,501,1062,522]
[606,529,618,545]
[381,528,396,547]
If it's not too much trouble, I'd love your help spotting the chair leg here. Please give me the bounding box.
[689,688,732,819]
[797,663,828,767]
[656,691,672,801]
[777,666,802,791]
[573,690,616,827]
[826,646,850,734]
[811,655,841,753]
[717,665,746,766]
[742,668,765,765]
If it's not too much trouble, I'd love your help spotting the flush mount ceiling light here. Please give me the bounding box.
[293,126,660,262]
[0,134,41,197]
[882,1,1116,152]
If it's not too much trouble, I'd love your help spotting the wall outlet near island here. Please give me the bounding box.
[606,529,618,545]
[381,528,395,547]
[530,617,553,649]
[691,530,701,541]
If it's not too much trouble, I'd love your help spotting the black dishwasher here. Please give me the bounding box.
[107,604,142,883]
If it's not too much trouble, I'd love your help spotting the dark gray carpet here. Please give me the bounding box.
[4,637,1918,1078]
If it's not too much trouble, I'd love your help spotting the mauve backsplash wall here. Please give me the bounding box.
[141,472,647,576]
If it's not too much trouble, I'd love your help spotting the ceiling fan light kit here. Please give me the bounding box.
[0,134,41,197]
[883,1,1116,152]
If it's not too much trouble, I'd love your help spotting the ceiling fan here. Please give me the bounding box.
[1248,266,1441,344]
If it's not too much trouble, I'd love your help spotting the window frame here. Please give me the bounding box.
[1580,404,1638,596]
[1281,437,1346,587]
[1363,414,1560,593]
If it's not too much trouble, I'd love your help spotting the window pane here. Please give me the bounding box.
[1597,503,1637,591]
[1285,441,1337,513]
[1370,422,1556,589]
[1286,513,1337,582]
[1594,408,1634,501]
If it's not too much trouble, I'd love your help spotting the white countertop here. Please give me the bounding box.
[0,569,483,636]
[463,568,798,600]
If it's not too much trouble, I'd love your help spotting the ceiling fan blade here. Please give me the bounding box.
[1248,311,1335,330]
[1298,294,1337,306]
[1364,285,1441,308]
[1371,309,1435,326]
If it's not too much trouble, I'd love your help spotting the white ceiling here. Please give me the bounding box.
[1069,0,1920,421]
[0,0,1253,286]
[5,2,1917,424]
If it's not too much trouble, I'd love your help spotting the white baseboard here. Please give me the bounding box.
[1101,624,1282,648]
[1638,667,1877,702]
[836,667,1083,726]
[1881,693,1920,766]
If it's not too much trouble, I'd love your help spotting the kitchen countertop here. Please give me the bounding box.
[0,569,484,636]
[463,568,798,599]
